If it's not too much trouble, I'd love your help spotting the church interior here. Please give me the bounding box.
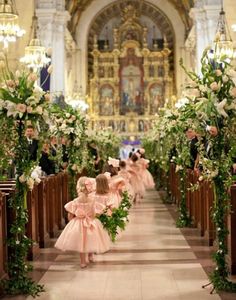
[0,0,236,299]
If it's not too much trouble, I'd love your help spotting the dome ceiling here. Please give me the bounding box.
[66,0,194,38]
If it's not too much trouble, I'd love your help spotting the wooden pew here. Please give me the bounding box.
[0,192,7,281]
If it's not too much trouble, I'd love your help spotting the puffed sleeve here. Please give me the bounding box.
[95,201,106,215]
[64,198,78,214]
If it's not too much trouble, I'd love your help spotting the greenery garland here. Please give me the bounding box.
[98,191,132,242]
[49,104,88,198]
[0,58,49,296]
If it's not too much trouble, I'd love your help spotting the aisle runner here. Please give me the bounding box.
[28,190,220,300]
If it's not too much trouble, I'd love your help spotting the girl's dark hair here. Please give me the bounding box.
[103,163,118,176]
[119,160,126,168]
[131,153,138,162]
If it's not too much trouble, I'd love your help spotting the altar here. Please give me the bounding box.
[88,5,174,138]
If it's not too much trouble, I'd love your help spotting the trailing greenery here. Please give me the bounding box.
[144,49,236,291]
[98,191,132,242]
[0,57,48,296]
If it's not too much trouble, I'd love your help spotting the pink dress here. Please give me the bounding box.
[118,169,135,201]
[128,162,145,197]
[55,196,110,253]
[90,192,115,214]
[138,158,155,189]
[109,176,126,208]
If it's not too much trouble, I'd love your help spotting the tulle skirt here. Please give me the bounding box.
[142,169,155,189]
[55,217,110,253]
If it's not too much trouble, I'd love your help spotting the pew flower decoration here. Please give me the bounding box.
[19,166,42,190]
[49,103,88,198]
[0,54,47,297]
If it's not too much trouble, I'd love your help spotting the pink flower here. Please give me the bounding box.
[230,87,236,98]
[44,93,51,102]
[28,73,38,82]
[16,103,27,113]
[215,69,222,76]
[210,81,220,91]
[6,80,16,88]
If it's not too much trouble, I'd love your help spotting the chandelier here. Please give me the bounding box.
[66,81,89,111]
[20,13,51,71]
[213,1,234,62]
[0,0,25,48]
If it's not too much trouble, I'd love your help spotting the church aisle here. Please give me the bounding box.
[28,190,220,300]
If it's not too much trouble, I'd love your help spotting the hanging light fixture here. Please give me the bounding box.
[20,10,51,71]
[66,81,89,111]
[0,0,25,48]
[213,0,234,62]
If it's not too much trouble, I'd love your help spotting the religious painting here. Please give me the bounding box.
[99,85,114,116]
[149,83,163,114]
[138,120,144,132]
[120,64,144,115]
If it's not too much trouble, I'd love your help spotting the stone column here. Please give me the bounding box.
[36,0,70,95]
[190,0,221,74]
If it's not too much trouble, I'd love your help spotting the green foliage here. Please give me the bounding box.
[98,191,132,242]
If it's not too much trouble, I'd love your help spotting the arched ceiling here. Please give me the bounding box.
[66,0,194,38]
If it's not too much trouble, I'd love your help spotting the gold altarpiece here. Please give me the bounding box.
[88,5,173,137]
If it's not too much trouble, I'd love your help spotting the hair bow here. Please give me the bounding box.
[108,157,120,168]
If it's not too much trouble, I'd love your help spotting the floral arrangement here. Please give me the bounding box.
[0,54,50,296]
[98,191,131,242]
[49,104,88,198]
[143,49,236,292]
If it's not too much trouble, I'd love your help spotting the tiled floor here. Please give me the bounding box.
[3,190,236,299]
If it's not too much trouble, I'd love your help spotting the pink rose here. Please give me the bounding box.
[44,93,51,102]
[16,103,27,113]
[28,73,38,82]
[230,87,236,98]
[6,80,16,88]
[210,81,220,91]
[215,69,222,76]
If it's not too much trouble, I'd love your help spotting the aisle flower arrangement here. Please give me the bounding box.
[49,104,88,198]
[143,49,236,292]
[0,55,49,296]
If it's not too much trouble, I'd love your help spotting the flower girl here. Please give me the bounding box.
[55,176,110,268]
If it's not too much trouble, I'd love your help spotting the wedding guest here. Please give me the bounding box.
[55,176,110,268]
[25,125,38,161]
[39,142,55,175]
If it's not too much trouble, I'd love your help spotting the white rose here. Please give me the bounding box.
[26,178,34,190]
[65,113,71,118]
[222,75,229,83]
[36,106,43,115]
[19,174,26,183]
[71,164,77,171]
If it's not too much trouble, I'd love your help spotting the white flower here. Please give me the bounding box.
[215,98,228,118]
[65,113,71,118]
[26,178,34,190]
[36,106,43,115]
[71,164,77,171]
[222,75,229,83]
[19,174,26,183]
[199,85,208,93]
[176,165,183,172]
[33,85,43,95]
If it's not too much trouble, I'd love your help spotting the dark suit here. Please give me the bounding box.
[27,139,38,161]
[39,151,55,175]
